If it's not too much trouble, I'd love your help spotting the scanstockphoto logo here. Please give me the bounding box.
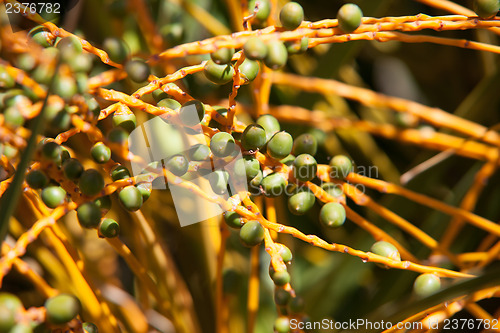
[2,1,78,33]
[129,101,248,227]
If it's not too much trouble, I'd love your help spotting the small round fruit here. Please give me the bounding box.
[56,36,82,62]
[110,165,131,181]
[44,294,80,325]
[188,144,211,161]
[41,186,66,208]
[288,190,315,215]
[4,107,24,127]
[41,142,62,164]
[103,38,129,63]
[261,172,287,197]
[257,114,280,141]
[267,132,293,160]
[152,89,170,102]
[239,220,265,247]
[107,128,129,144]
[125,60,150,83]
[179,100,205,126]
[79,169,105,196]
[233,157,249,180]
[293,154,317,182]
[249,0,271,24]
[329,155,353,180]
[371,241,401,261]
[243,37,268,60]
[118,186,143,211]
[242,124,267,151]
[0,293,22,313]
[75,72,87,94]
[274,288,291,306]
[285,37,309,55]
[474,0,499,18]
[337,3,363,33]
[264,40,288,70]
[26,170,49,189]
[211,47,235,64]
[280,154,295,166]
[53,75,77,100]
[69,53,93,73]
[274,316,290,333]
[238,58,260,83]
[94,195,112,211]
[1,145,17,159]
[90,142,111,164]
[413,273,441,297]
[275,243,292,263]
[82,322,98,333]
[16,53,36,72]
[270,270,290,286]
[224,211,242,229]
[243,155,261,179]
[98,218,120,238]
[292,133,317,156]
[319,202,346,228]
[7,323,31,333]
[63,158,84,181]
[85,96,101,118]
[157,98,181,110]
[76,202,101,229]
[0,305,15,333]
[321,182,343,198]
[279,2,304,30]
[13,321,34,333]
[45,105,71,131]
[60,147,71,164]
[29,26,51,47]
[0,68,15,89]
[209,170,229,195]
[248,170,263,195]
[112,111,136,133]
[136,183,152,202]
[210,132,236,157]
[32,62,53,85]
[203,60,234,85]
[165,154,189,176]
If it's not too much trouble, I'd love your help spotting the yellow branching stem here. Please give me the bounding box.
[440,156,499,253]
[342,171,500,237]
[247,245,260,333]
[271,72,500,148]
[263,104,500,163]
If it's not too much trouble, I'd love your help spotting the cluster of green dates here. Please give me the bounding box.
[213,113,354,233]
[20,71,158,237]
[0,31,100,136]
[273,284,306,333]
[0,292,96,333]
[202,1,365,89]
[25,138,145,238]
[0,25,150,140]
[203,1,308,86]
[102,37,151,83]
[370,240,441,297]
